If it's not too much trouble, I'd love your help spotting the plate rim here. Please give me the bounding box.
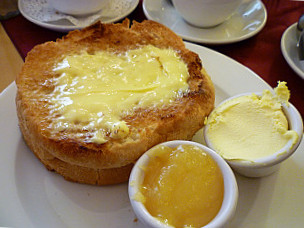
[280,22,304,80]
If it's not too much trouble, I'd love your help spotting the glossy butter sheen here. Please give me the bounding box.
[206,82,298,161]
[138,144,224,228]
[47,45,189,143]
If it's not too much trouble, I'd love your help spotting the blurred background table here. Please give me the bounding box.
[0,23,23,92]
[1,0,304,120]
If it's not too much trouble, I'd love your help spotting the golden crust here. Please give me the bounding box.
[16,19,215,185]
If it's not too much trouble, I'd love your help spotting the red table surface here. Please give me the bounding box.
[2,0,304,120]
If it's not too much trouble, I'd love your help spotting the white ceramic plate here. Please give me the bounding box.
[1,42,303,227]
[143,0,267,45]
[18,0,139,32]
[281,23,304,80]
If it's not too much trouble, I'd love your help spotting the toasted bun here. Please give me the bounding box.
[16,19,215,185]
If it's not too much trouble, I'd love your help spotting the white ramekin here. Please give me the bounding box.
[128,140,238,228]
[204,93,303,178]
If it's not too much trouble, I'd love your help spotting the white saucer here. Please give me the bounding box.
[143,0,267,45]
[281,23,304,80]
[18,0,139,32]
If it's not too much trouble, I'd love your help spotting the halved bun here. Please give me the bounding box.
[16,19,215,185]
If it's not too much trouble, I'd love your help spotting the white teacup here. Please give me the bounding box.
[172,0,242,28]
[49,0,109,16]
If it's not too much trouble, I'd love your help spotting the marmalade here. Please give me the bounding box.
[140,144,224,228]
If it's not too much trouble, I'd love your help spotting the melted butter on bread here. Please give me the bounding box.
[48,45,190,143]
